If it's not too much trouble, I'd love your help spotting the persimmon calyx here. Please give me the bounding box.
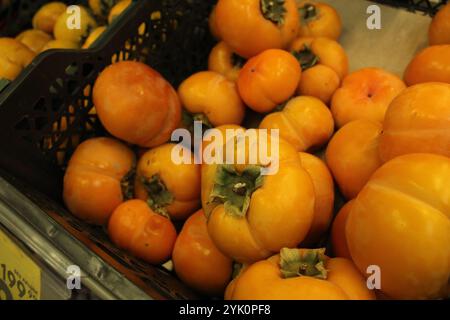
[183,109,213,130]
[209,164,264,218]
[140,174,173,219]
[231,53,247,69]
[280,248,328,279]
[121,165,136,200]
[292,45,319,70]
[261,0,287,26]
[299,3,317,23]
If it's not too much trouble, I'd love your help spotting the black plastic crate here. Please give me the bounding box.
[0,0,215,299]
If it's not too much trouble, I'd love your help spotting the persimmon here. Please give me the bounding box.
[63,137,135,225]
[135,143,201,221]
[208,41,245,82]
[326,120,383,199]
[32,2,67,34]
[259,96,334,152]
[54,5,97,45]
[82,26,107,49]
[331,68,406,128]
[202,131,316,263]
[108,199,177,265]
[299,153,335,245]
[40,39,79,51]
[346,153,450,300]
[226,248,375,300]
[89,0,119,18]
[93,61,181,148]
[16,29,52,53]
[172,210,233,296]
[178,71,245,128]
[238,49,301,113]
[108,0,131,24]
[331,200,353,260]
[0,38,35,81]
[209,5,221,40]
[297,1,342,40]
[429,3,450,45]
[379,82,450,161]
[404,45,450,85]
[290,36,348,104]
[215,0,299,58]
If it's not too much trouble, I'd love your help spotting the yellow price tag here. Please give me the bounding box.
[0,228,41,300]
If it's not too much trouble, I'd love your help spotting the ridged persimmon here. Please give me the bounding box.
[259,96,334,152]
[226,248,375,300]
[346,154,450,300]
[208,41,245,82]
[379,82,450,161]
[63,137,135,225]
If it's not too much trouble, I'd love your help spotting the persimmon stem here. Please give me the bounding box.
[292,45,319,70]
[121,165,136,200]
[208,165,264,217]
[299,3,317,22]
[261,0,287,26]
[279,248,328,279]
[140,174,173,219]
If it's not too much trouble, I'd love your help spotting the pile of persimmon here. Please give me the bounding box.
[0,0,133,82]
[62,0,450,300]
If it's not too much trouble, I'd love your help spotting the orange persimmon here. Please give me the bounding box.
[215,0,299,58]
[331,67,406,128]
[297,1,342,40]
[331,200,354,260]
[404,45,450,85]
[172,210,233,296]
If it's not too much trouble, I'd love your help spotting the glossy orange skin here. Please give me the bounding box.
[297,1,342,40]
[93,61,181,148]
[404,45,450,86]
[299,65,340,105]
[215,0,299,58]
[108,199,177,265]
[135,143,201,221]
[172,210,233,296]
[199,124,244,162]
[299,153,335,245]
[326,120,383,199]
[346,154,450,299]
[429,3,450,45]
[259,96,334,152]
[209,6,221,40]
[238,49,301,113]
[227,251,375,300]
[379,82,450,162]
[331,200,353,260]
[331,68,406,128]
[63,137,135,225]
[202,133,316,263]
[16,29,52,53]
[208,41,242,82]
[290,37,348,79]
[178,71,245,126]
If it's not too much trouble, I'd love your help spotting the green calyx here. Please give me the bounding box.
[208,165,264,218]
[292,45,319,70]
[280,248,328,279]
[182,109,213,133]
[141,174,173,219]
[299,3,317,23]
[121,166,136,200]
[261,0,287,26]
[231,53,247,69]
